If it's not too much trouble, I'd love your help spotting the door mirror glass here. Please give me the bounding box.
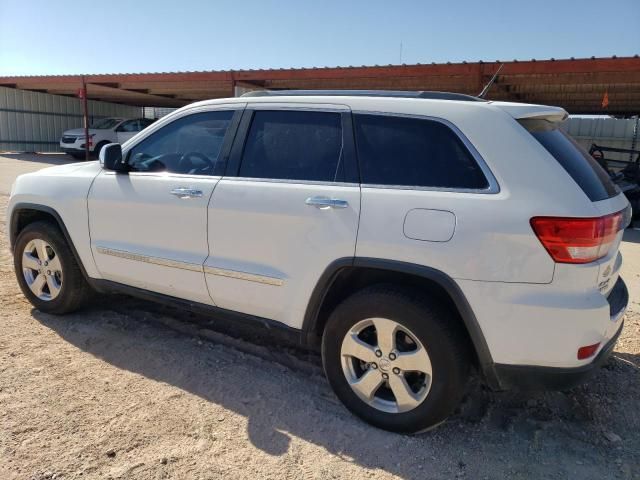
[99,143,127,172]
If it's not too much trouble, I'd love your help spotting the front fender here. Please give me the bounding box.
[8,162,103,279]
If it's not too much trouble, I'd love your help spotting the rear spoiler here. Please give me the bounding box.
[490,101,568,123]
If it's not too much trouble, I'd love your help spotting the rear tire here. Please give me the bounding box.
[322,284,469,433]
[14,221,92,314]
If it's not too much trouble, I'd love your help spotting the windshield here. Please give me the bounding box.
[90,118,121,129]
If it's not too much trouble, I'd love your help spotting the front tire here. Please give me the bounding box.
[93,141,109,159]
[322,285,469,433]
[13,221,92,314]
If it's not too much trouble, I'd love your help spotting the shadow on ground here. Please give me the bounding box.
[30,296,640,479]
[623,227,640,244]
[0,153,76,165]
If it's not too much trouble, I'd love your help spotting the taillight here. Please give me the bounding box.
[577,342,600,360]
[530,210,624,264]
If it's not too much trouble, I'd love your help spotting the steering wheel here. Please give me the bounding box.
[178,151,215,174]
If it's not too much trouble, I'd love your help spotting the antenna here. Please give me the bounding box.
[399,41,403,64]
[478,63,504,98]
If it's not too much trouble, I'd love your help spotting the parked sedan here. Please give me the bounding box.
[60,117,155,159]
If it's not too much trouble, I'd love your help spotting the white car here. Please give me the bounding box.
[8,91,630,433]
[59,117,154,158]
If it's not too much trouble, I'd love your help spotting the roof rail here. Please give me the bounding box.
[241,89,485,102]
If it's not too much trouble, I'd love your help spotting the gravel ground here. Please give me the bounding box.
[1,155,639,479]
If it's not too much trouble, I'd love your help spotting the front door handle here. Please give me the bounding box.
[305,196,349,209]
[171,187,203,199]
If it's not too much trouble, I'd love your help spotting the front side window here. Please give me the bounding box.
[239,110,344,182]
[354,114,489,190]
[127,110,234,175]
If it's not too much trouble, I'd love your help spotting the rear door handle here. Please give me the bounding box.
[171,187,203,199]
[305,196,349,209]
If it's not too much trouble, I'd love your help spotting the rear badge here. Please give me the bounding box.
[598,279,610,293]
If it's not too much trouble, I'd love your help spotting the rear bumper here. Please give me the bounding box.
[607,275,629,321]
[493,320,623,390]
[492,277,628,390]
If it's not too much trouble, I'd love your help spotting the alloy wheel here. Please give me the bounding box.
[22,239,63,301]
[340,317,432,413]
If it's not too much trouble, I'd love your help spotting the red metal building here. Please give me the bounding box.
[0,56,639,115]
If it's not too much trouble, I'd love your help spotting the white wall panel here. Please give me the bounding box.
[562,117,639,162]
[0,86,142,152]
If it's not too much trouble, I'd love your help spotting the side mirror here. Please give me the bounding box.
[99,143,127,172]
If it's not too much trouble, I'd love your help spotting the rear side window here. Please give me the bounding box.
[520,119,618,201]
[354,114,489,189]
[239,110,344,182]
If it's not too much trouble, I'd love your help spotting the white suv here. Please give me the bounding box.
[60,117,155,158]
[8,91,630,433]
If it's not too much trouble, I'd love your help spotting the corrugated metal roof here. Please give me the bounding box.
[1,56,638,114]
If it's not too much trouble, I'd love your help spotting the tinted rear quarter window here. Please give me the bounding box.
[519,119,618,201]
[354,114,489,189]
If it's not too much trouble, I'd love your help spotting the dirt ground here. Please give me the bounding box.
[0,154,639,480]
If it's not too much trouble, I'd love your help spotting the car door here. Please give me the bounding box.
[205,104,361,328]
[88,105,244,304]
[116,119,141,143]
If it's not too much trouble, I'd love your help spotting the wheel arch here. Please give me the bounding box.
[302,257,500,389]
[9,203,91,281]
[93,140,110,154]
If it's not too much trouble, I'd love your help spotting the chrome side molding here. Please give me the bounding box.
[95,246,203,272]
[95,246,284,286]
[203,266,284,286]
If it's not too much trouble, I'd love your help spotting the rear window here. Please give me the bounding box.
[520,119,618,201]
[354,114,489,190]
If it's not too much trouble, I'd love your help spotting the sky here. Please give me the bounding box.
[0,0,638,76]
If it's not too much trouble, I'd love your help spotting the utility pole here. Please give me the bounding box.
[81,76,90,161]
[630,116,639,163]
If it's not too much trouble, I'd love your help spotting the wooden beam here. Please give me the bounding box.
[86,83,186,107]
[123,88,150,94]
[91,82,120,88]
